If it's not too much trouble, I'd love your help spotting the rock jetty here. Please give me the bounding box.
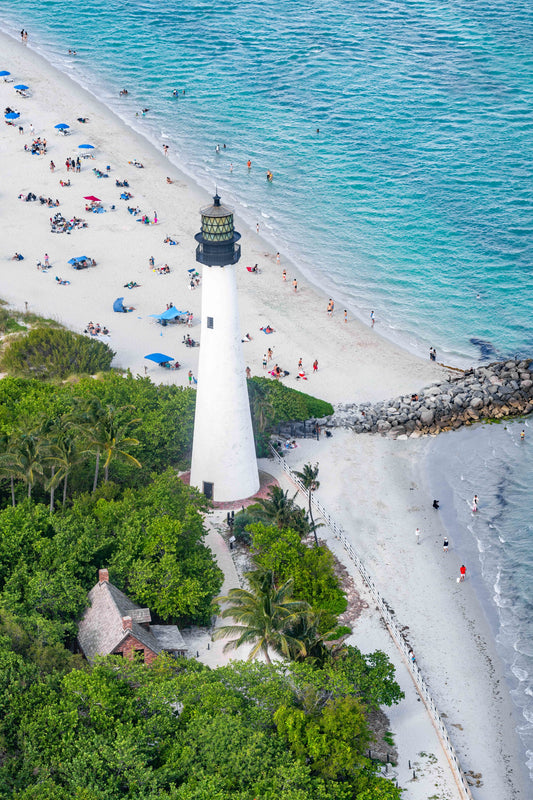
[329,358,533,438]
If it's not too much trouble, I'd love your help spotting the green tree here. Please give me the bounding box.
[294,462,320,546]
[256,485,309,534]
[274,695,372,782]
[213,571,310,663]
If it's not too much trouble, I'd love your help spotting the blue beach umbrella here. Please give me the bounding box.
[68,256,89,265]
[0,71,11,77]
[14,84,29,91]
[78,143,95,149]
[144,353,174,364]
[5,112,20,120]
[55,123,70,130]
[113,297,125,312]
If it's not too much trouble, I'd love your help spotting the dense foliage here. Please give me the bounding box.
[0,327,115,379]
[251,524,347,619]
[0,470,222,630]
[0,374,196,502]
[0,650,402,799]
[248,377,333,455]
[0,317,403,800]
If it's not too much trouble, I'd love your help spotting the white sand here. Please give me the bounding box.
[0,30,529,800]
[274,434,530,799]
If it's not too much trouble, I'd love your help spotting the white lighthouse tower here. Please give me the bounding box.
[190,193,259,502]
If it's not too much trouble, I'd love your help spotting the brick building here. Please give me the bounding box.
[78,568,187,665]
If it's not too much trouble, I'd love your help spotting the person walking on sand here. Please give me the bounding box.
[163,144,168,156]
[262,353,267,370]
[282,269,286,281]
[415,527,421,545]
[370,310,375,327]
[293,278,297,292]
[459,564,467,581]
[443,537,449,552]
[313,359,318,372]
[245,366,251,379]
[267,347,273,362]
[327,299,334,316]
[50,161,55,172]
[44,253,49,267]
[276,252,280,264]
[472,494,478,512]
[298,357,303,370]
[344,309,348,323]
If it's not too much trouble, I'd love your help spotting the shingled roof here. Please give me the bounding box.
[78,569,187,663]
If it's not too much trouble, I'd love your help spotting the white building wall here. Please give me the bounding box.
[190,263,259,502]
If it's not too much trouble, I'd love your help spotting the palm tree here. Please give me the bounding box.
[43,417,82,509]
[73,398,141,489]
[11,432,45,500]
[0,433,23,506]
[99,405,141,483]
[294,462,320,546]
[212,570,310,663]
[256,485,309,534]
[285,609,347,668]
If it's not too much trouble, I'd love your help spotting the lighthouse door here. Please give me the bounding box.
[203,482,214,500]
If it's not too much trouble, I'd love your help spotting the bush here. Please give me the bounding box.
[248,377,333,428]
[1,328,115,379]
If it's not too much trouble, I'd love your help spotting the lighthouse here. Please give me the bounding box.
[189,193,259,502]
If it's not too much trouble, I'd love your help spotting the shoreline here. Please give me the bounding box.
[0,27,530,799]
[278,432,530,799]
[0,23,478,369]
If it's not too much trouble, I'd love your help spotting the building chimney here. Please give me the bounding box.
[98,568,109,584]
[122,616,132,631]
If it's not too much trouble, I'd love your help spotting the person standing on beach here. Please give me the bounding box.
[415,527,421,545]
[256,222,260,233]
[44,253,49,267]
[293,278,298,292]
[245,366,251,379]
[327,299,334,316]
[282,269,287,281]
[313,359,318,372]
[370,310,375,327]
[50,161,55,172]
[344,309,348,323]
[267,347,273,362]
[443,537,449,552]
[163,144,168,156]
[276,252,280,264]
[262,354,267,370]
[472,494,479,512]
[520,429,525,440]
[460,564,467,581]
[298,357,303,370]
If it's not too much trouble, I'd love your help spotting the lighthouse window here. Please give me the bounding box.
[207,316,214,329]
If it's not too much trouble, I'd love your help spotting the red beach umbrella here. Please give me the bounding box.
[84,195,100,202]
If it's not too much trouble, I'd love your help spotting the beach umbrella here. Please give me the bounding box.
[68,256,89,264]
[144,353,175,364]
[83,196,100,202]
[113,297,125,312]
[149,307,188,321]
[54,123,69,130]
[0,71,11,77]
[14,84,29,91]
[5,112,20,120]
[78,143,95,149]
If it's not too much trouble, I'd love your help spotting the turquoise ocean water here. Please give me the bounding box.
[0,0,532,781]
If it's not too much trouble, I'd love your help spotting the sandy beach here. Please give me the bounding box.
[0,30,529,800]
